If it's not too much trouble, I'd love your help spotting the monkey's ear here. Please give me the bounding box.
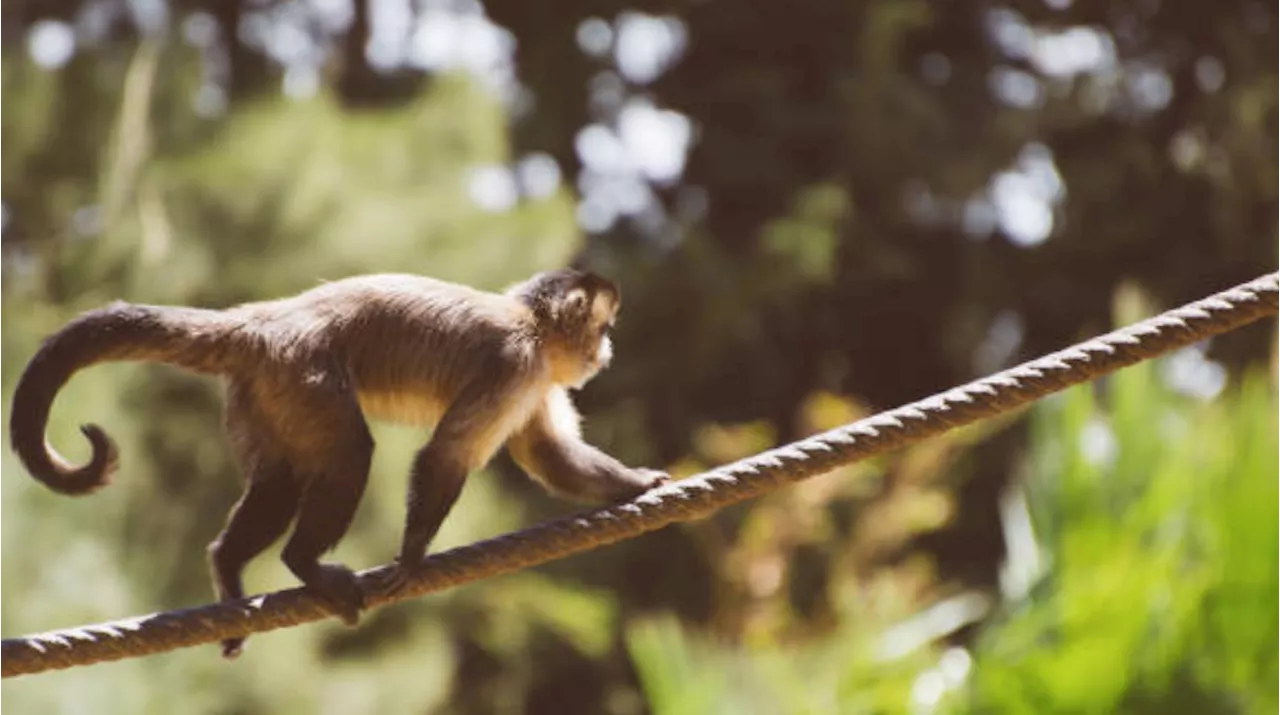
[563,287,590,315]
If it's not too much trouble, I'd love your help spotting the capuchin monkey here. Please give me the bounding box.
[9,269,668,658]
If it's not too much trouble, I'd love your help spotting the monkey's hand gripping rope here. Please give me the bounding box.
[3,272,1276,678]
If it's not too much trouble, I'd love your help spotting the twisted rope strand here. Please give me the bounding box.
[4,272,1276,678]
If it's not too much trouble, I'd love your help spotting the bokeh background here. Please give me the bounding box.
[2,1,1277,713]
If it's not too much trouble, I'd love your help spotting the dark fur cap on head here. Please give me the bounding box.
[507,269,620,322]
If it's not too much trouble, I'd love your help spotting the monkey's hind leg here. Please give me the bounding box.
[208,474,300,659]
[281,463,372,627]
[209,384,302,658]
[275,376,375,628]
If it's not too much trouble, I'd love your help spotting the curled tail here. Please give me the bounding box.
[10,302,245,496]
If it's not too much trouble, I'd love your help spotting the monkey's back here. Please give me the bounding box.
[234,274,539,427]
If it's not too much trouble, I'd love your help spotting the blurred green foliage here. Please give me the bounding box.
[2,0,1276,713]
[966,371,1277,715]
[627,361,1278,715]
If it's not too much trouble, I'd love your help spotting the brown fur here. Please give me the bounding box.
[9,268,666,657]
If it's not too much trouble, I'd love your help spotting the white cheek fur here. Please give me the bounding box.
[597,336,614,366]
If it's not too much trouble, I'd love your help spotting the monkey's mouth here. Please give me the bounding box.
[571,365,604,389]
[566,341,612,389]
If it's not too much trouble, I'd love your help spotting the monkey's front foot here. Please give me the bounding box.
[636,468,671,488]
[306,563,366,626]
[627,468,672,496]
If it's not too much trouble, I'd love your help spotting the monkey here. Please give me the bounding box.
[9,268,669,658]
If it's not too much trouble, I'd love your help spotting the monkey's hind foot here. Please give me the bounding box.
[221,637,246,660]
[306,563,366,626]
[378,560,425,597]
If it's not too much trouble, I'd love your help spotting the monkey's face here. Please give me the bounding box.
[549,282,620,389]
[511,269,623,388]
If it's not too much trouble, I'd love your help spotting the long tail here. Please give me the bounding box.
[10,301,246,496]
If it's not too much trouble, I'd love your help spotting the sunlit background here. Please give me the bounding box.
[2,1,1276,713]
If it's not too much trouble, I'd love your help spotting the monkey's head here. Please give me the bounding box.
[510,269,621,388]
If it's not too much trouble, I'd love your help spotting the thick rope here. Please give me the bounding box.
[4,272,1276,678]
